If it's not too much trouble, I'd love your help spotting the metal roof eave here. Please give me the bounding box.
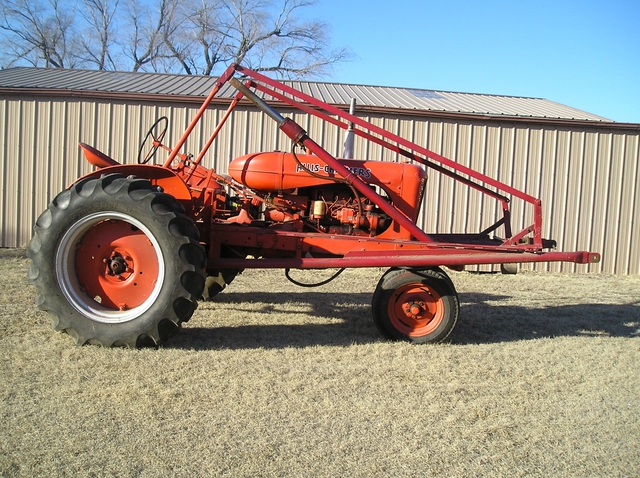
[1,86,637,131]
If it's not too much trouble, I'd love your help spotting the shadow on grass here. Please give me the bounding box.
[453,293,639,344]
[168,291,378,350]
[167,290,640,350]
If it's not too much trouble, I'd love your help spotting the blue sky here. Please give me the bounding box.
[309,0,640,124]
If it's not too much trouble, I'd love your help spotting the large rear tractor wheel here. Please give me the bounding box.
[27,174,206,348]
[372,267,459,343]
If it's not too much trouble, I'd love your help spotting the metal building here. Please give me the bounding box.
[1,67,638,274]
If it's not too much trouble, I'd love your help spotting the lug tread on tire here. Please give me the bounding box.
[27,173,206,348]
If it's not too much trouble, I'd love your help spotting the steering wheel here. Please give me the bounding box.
[138,116,168,164]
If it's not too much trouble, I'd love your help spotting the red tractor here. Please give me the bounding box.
[27,64,600,347]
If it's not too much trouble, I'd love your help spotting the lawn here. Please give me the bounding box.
[1,250,638,477]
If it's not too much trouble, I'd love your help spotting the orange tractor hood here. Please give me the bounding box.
[228,151,427,223]
[229,151,425,191]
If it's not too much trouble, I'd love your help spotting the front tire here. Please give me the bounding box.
[27,174,206,348]
[372,267,459,343]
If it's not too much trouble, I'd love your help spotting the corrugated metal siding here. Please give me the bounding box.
[1,92,639,274]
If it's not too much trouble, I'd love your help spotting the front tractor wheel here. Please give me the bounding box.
[372,268,459,343]
[27,174,206,348]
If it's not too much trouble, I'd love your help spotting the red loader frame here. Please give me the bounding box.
[132,63,599,271]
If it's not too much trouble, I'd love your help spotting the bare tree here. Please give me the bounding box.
[0,0,350,78]
[0,0,77,68]
[224,0,350,78]
[120,0,173,72]
[157,0,204,75]
[157,0,228,76]
[162,0,350,78]
[77,0,120,70]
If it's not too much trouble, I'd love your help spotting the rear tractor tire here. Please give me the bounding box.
[27,173,206,348]
[372,267,459,343]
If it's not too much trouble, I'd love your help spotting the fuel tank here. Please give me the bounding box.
[228,151,425,193]
[228,151,427,224]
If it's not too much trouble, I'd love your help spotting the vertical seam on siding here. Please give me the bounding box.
[516,126,533,238]
[17,99,27,246]
[558,131,571,272]
[480,124,489,238]
[461,125,472,234]
[612,134,627,275]
[621,135,639,274]
[449,123,458,234]
[227,109,235,163]
[419,119,428,231]
[496,125,506,271]
[507,127,516,235]
[435,122,443,233]
[29,102,42,239]
[548,129,559,273]
[259,110,265,153]
[243,109,250,156]
[0,100,7,245]
[599,134,613,274]
[570,131,586,274]
[629,136,640,274]
[586,132,600,273]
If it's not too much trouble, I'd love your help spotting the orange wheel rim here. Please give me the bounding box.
[387,283,444,337]
[57,211,165,324]
[75,219,160,310]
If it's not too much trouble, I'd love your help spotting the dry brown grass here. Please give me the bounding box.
[1,249,639,477]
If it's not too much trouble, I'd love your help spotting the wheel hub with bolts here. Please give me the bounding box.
[391,285,442,331]
[106,253,130,277]
[403,301,427,320]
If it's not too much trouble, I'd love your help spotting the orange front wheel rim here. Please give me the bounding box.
[387,284,444,337]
